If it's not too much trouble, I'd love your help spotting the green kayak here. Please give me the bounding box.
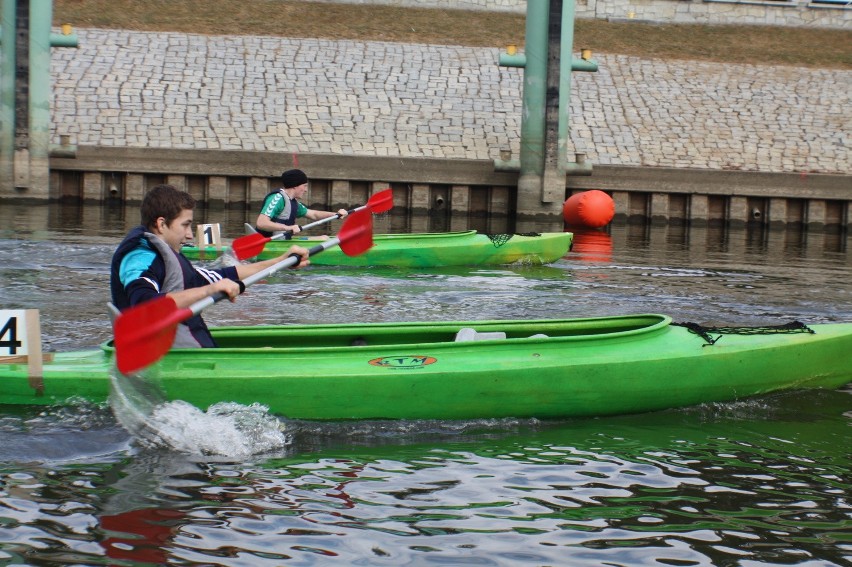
[182,231,573,267]
[2,315,850,420]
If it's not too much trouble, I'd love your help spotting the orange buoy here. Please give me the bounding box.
[562,190,615,228]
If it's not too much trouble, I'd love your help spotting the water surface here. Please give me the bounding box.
[0,203,850,565]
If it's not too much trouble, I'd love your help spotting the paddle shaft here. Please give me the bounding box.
[188,238,341,316]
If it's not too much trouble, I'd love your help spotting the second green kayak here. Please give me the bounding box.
[183,231,573,267]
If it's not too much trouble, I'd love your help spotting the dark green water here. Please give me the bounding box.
[0,203,850,565]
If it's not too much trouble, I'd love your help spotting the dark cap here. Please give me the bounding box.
[281,169,308,188]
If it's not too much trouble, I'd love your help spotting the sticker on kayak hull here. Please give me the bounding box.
[369,355,437,369]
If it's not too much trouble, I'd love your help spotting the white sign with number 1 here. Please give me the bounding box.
[196,223,221,247]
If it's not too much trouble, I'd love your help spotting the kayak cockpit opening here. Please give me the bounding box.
[99,315,671,352]
[205,315,670,349]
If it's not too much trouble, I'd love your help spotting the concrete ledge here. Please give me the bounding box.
[38,146,852,228]
[49,146,852,201]
[567,165,851,201]
[48,146,520,187]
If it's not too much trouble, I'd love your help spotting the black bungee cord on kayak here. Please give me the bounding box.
[487,232,542,247]
[673,320,815,346]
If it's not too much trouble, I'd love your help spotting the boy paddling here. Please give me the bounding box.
[111,184,309,348]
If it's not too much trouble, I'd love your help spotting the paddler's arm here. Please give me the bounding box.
[166,279,244,307]
[304,208,348,221]
[255,213,301,235]
[123,253,247,309]
[233,245,310,280]
[139,246,310,309]
[165,245,309,308]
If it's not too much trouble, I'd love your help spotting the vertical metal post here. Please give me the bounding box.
[557,0,575,173]
[498,0,597,220]
[27,0,51,196]
[542,0,565,205]
[515,0,549,218]
[0,0,16,191]
[564,7,597,175]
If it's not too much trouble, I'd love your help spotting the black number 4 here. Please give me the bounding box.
[0,317,23,355]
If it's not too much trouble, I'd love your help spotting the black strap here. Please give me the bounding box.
[673,320,814,346]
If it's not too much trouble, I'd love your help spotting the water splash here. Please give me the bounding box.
[109,368,291,458]
[144,401,291,457]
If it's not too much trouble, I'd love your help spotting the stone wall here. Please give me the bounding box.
[301,0,851,29]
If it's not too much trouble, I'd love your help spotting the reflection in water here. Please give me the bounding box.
[100,507,185,565]
[570,229,613,263]
[0,390,849,565]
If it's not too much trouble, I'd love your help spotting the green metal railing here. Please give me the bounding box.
[495,0,598,215]
[0,0,77,196]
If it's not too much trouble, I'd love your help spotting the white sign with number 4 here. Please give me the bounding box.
[0,309,41,357]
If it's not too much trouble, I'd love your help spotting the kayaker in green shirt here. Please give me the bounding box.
[255,169,349,238]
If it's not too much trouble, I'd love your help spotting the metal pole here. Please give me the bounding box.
[515,0,549,217]
[27,0,51,196]
[0,0,16,194]
[541,0,565,206]
[557,0,575,174]
[564,5,598,176]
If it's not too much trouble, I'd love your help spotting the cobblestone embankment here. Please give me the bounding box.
[50,29,851,176]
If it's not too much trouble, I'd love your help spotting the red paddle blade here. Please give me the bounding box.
[230,232,271,261]
[113,295,191,374]
[337,208,374,257]
[366,188,394,214]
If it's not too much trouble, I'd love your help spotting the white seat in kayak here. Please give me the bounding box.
[455,328,507,342]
